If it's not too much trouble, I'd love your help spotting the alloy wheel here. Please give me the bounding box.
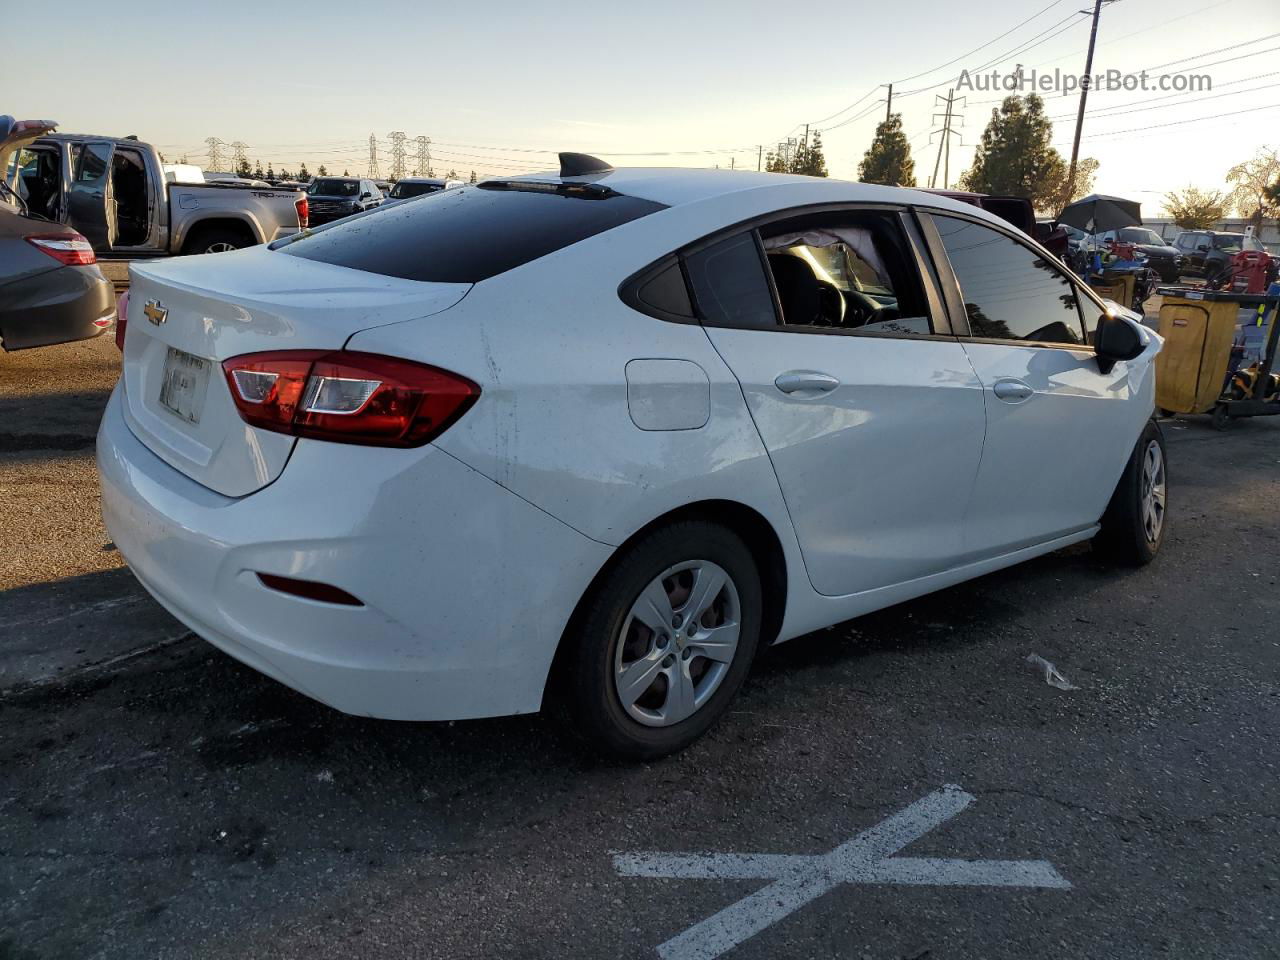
[1140,439,1166,544]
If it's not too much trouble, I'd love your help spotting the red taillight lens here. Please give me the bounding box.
[115,290,130,351]
[27,233,96,266]
[222,350,479,447]
[295,196,308,229]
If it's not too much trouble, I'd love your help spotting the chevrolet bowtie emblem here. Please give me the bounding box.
[143,300,168,326]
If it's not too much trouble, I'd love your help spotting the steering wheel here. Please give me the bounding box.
[843,289,883,327]
[814,280,846,327]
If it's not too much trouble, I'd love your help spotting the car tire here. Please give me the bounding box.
[182,225,252,256]
[1093,420,1167,566]
[563,520,762,760]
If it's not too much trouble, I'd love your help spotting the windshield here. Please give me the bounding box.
[1118,228,1163,245]
[389,181,442,199]
[308,179,359,197]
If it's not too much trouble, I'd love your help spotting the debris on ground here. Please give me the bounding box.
[1025,653,1080,691]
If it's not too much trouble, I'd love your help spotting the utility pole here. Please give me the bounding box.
[884,83,893,123]
[387,131,407,181]
[929,90,965,189]
[204,137,224,173]
[1064,0,1108,208]
[757,145,763,171]
[367,134,379,178]
[415,136,431,178]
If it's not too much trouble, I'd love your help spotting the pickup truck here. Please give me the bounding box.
[2,121,307,257]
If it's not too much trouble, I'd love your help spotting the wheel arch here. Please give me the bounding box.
[546,498,789,700]
[177,215,261,253]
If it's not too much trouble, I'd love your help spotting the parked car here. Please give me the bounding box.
[381,176,464,208]
[1094,227,1182,282]
[0,118,115,350]
[2,121,307,256]
[99,159,1164,759]
[305,177,384,226]
[1174,230,1266,280]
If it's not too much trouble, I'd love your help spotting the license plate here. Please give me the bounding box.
[158,347,211,425]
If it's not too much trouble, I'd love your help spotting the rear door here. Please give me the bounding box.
[922,210,1146,559]
[688,207,987,597]
[66,140,117,249]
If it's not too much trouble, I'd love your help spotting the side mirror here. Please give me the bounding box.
[1094,311,1144,374]
[1196,243,1209,252]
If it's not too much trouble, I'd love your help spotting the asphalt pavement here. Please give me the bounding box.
[2,334,1278,960]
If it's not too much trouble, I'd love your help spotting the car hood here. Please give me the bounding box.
[1135,243,1179,257]
[0,117,57,185]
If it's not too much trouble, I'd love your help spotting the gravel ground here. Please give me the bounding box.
[1,331,1278,960]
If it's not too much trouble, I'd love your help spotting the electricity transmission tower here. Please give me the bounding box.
[928,89,965,190]
[415,136,432,177]
[387,132,407,180]
[204,137,224,172]
[367,134,380,178]
[230,141,248,173]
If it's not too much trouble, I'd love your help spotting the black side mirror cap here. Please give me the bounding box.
[1094,312,1144,374]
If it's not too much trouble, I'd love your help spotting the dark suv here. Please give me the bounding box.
[305,177,383,226]
[1174,230,1266,280]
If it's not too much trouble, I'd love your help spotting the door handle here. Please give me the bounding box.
[992,379,1034,403]
[775,371,841,395]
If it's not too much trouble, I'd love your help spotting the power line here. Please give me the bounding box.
[1048,77,1280,123]
[1054,102,1280,142]
[1142,31,1280,73]
[892,0,1066,84]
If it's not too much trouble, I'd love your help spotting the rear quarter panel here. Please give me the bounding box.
[169,185,303,251]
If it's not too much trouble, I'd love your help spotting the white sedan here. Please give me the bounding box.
[98,155,1165,758]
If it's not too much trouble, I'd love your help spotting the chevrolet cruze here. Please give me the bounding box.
[98,155,1166,758]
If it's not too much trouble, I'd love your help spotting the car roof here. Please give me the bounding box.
[494,166,1002,221]
[398,177,448,184]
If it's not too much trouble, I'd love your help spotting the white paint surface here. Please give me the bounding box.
[613,784,1070,960]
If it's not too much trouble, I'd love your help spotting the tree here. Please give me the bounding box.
[1054,157,1098,203]
[445,169,459,180]
[764,131,829,178]
[298,163,310,182]
[469,170,477,183]
[266,164,275,180]
[1164,186,1226,229]
[236,157,251,177]
[343,169,350,176]
[959,94,1065,212]
[858,114,915,187]
[1225,147,1280,231]
[317,165,328,177]
[253,161,264,179]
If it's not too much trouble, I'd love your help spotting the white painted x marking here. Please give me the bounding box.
[613,784,1070,960]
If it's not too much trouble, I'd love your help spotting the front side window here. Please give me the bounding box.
[280,181,665,283]
[76,142,110,182]
[759,211,932,335]
[933,214,1084,346]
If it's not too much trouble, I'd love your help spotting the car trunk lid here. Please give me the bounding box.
[121,247,470,497]
[0,118,58,194]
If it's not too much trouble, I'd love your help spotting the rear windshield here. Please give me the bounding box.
[308,179,359,196]
[277,182,666,283]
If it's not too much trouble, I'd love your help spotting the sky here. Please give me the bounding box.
[4,0,1278,215]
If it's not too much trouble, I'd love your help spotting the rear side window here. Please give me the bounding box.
[279,183,666,283]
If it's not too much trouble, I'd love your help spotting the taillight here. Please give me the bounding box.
[27,233,96,266]
[115,290,130,351]
[222,350,479,447]
[295,196,308,229]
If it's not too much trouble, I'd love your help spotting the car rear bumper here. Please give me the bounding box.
[97,384,612,721]
[0,265,114,351]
